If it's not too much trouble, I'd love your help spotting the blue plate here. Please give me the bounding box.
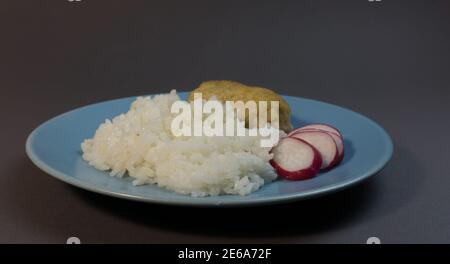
[26,93,393,206]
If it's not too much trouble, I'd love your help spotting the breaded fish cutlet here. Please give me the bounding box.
[188,80,293,132]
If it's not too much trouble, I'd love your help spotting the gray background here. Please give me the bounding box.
[1,0,450,243]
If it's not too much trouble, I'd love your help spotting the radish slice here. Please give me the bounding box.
[328,132,344,163]
[288,123,345,164]
[289,123,342,138]
[295,128,344,160]
[290,131,339,170]
[270,137,322,181]
[331,134,344,163]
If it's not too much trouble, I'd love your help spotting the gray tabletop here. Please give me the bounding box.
[1,0,450,243]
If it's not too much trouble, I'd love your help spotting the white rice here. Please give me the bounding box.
[81,90,278,196]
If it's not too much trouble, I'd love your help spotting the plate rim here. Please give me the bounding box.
[25,94,394,207]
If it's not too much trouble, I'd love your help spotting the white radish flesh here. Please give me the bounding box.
[270,137,322,181]
[328,132,344,162]
[290,131,339,170]
[296,128,344,159]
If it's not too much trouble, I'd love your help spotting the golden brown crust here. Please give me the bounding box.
[188,80,293,132]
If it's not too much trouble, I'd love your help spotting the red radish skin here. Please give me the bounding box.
[290,130,340,170]
[270,137,322,181]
